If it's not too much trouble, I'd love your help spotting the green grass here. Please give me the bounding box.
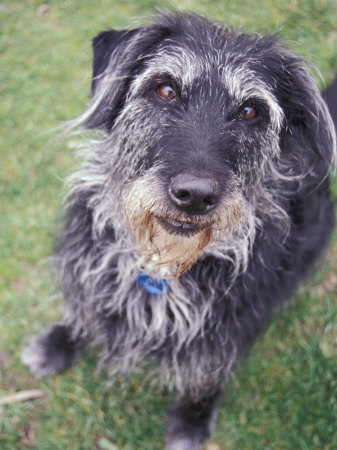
[1,0,336,448]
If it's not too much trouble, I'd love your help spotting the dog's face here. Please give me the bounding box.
[82,13,335,276]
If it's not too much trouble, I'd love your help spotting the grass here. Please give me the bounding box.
[1,0,336,448]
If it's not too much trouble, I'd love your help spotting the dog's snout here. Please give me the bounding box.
[169,174,221,215]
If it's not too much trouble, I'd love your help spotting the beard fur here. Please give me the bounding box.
[123,174,244,277]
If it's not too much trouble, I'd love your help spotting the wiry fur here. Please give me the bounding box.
[124,170,245,277]
[22,12,336,449]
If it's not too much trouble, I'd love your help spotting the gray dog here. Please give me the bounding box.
[23,12,336,449]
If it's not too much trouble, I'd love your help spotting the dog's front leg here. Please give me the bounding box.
[22,322,86,378]
[166,390,221,450]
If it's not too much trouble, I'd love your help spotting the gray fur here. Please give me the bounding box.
[22,12,336,449]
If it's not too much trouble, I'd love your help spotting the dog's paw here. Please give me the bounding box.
[21,335,60,378]
[166,394,218,450]
[21,325,81,378]
[166,437,202,450]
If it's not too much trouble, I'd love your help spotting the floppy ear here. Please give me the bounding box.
[323,76,337,133]
[271,48,336,175]
[91,29,138,94]
[86,24,171,130]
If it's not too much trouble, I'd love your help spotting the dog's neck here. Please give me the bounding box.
[137,270,169,294]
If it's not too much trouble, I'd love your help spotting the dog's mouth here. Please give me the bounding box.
[156,216,206,236]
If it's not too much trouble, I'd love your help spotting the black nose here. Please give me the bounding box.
[168,174,221,215]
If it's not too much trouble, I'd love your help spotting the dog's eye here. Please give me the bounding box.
[241,105,258,120]
[157,84,176,100]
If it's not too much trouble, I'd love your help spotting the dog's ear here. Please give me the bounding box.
[86,24,171,130]
[91,29,139,94]
[272,48,336,174]
[323,76,337,134]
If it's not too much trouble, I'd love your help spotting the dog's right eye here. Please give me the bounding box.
[241,105,258,120]
[157,84,176,100]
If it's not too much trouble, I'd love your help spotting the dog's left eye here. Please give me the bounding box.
[241,105,258,120]
[157,84,176,100]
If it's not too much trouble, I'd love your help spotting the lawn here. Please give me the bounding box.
[1,0,337,449]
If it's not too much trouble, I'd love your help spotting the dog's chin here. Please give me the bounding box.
[156,216,205,237]
[131,212,214,277]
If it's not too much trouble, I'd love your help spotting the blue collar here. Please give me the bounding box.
[137,270,169,295]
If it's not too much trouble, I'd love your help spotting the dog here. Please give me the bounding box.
[22,12,336,449]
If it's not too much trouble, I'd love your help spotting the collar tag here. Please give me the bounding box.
[137,270,169,295]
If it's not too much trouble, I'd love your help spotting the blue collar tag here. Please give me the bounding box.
[137,270,169,295]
